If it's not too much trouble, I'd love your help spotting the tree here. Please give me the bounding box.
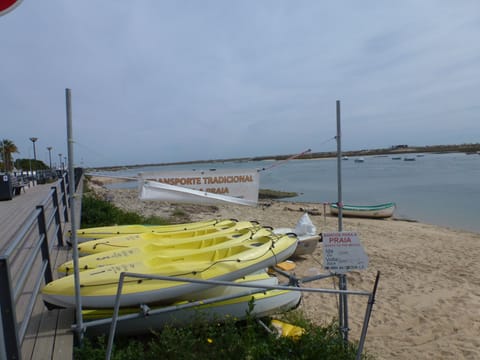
[14,158,48,171]
[0,139,19,172]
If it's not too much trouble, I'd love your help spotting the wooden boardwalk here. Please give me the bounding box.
[0,180,77,360]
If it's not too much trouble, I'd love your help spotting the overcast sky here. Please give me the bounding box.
[1,1,479,167]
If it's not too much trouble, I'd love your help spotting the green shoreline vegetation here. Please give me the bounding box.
[259,189,298,199]
[76,183,374,359]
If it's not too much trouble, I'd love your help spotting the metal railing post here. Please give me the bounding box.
[36,205,53,284]
[50,187,64,246]
[355,271,381,360]
[60,176,69,223]
[65,173,70,208]
[0,257,21,360]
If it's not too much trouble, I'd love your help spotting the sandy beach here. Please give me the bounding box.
[88,177,480,360]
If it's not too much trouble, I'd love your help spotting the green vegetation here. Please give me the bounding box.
[81,194,174,228]
[259,188,298,199]
[171,207,188,218]
[74,311,372,360]
[81,194,144,228]
[81,180,170,227]
[0,139,19,172]
[14,158,49,171]
[0,138,50,172]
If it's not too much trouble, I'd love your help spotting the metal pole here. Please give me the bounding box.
[47,147,53,170]
[356,271,381,360]
[0,308,7,360]
[336,100,343,229]
[31,139,37,161]
[66,88,84,343]
[29,137,38,180]
[2,146,6,172]
[336,100,349,343]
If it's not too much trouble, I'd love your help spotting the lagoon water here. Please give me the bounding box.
[102,152,480,233]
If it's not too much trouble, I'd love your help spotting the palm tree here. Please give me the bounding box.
[0,139,19,172]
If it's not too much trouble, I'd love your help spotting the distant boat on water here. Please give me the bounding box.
[354,157,365,163]
[403,157,416,161]
[391,157,402,160]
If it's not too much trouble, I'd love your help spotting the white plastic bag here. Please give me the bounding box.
[294,213,316,236]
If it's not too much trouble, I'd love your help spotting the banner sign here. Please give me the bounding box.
[322,231,369,274]
[138,169,259,206]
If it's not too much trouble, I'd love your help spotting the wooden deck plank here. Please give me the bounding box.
[19,221,75,360]
[22,296,49,360]
[1,178,76,360]
[0,183,64,252]
[52,309,75,360]
[25,245,74,360]
[27,304,58,360]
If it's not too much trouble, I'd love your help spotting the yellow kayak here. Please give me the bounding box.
[74,219,238,240]
[59,227,273,274]
[77,220,257,255]
[42,233,298,308]
[83,270,278,320]
[83,287,301,336]
[82,270,302,335]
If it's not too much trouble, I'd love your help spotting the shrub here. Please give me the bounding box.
[74,312,374,360]
[80,194,169,228]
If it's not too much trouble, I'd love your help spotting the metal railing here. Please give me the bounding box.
[74,270,379,360]
[0,174,72,360]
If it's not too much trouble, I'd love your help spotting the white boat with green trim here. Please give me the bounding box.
[329,202,396,219]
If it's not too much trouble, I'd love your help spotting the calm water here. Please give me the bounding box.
[101,152,480,233]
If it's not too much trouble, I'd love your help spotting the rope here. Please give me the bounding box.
[258,148,312,172]
[79,236,286,287]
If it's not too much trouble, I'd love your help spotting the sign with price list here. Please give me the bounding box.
[323,231,369,274]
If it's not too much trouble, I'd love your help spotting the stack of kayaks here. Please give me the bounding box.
[60,226,272,274]
[76,220,258,255]
[82,271,301,336]
[42,219,302,334]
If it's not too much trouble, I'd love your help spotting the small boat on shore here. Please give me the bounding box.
[272,213,320,257]
[329,202,396,219]
[273,228,320,256]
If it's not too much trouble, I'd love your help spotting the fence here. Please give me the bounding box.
[0,171,82,359]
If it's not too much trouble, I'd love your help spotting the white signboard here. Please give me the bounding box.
[323,231,369,274]
[138,169,259,206]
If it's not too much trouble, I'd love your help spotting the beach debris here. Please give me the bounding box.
[294,213,317,236]
[271,319,305,340]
